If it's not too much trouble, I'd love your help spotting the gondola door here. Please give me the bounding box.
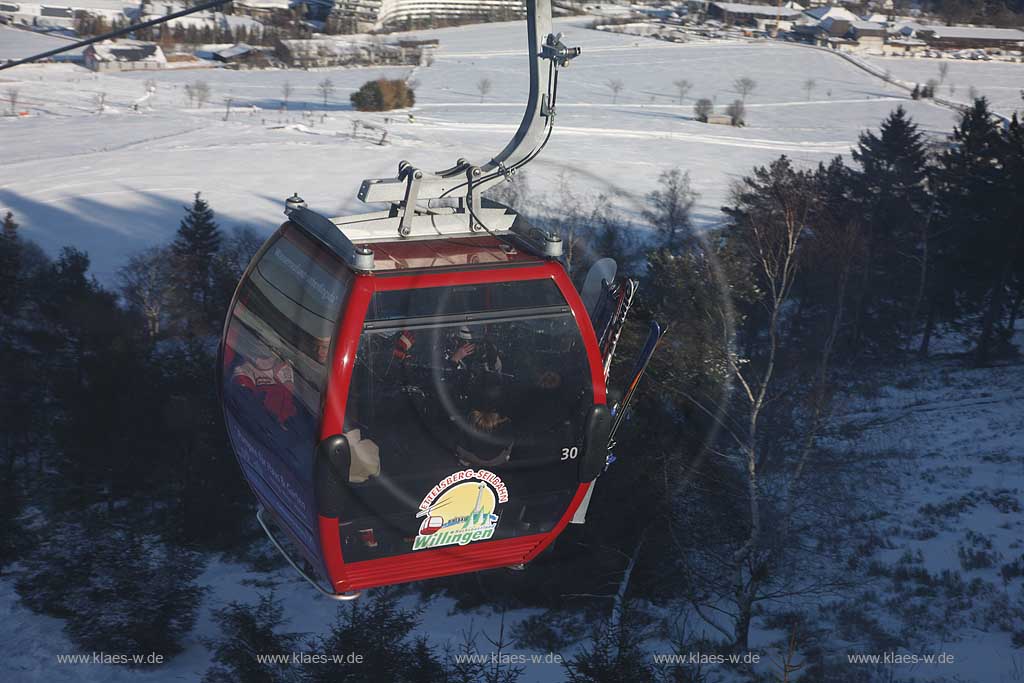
[315,259,609,593]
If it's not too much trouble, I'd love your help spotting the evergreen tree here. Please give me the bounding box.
[0,211,21,316]
[203,592,304,683]
[306,589,443,683]
[17,515,205,661]
[32,249,161,511]
[156,336,250,549]
[0,476,23,574]
[849,106,932,351]
[563,602,656,683]
[934,98,1012,364]
[171,192,223,335]
[1003,115,1024,341]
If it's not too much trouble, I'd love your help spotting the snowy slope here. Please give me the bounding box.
[1,19,967,281]
[0,25,83,61]
[864,54,1024,114]
[811,348,1024,682]
[2,352,1021,682]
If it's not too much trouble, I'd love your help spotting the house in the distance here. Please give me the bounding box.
[848,20,887,51]
[798,4,859,24]
[707,2,803,32]
[212,42,276,68]
[274,36,431,68]
[916,25,1024,51]
[83,40,167,72]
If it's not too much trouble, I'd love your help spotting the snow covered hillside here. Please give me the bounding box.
[1,345,1021,682]
[808,346,1024,682]
[0,18,980,280]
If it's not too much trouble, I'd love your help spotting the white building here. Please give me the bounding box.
[0,0,133,27]
[83,39,166,71]
[331,0,525,30]
[799,4,858,25]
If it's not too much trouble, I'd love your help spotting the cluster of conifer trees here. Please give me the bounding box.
[0,100,1021,679]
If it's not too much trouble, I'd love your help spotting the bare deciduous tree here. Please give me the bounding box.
[675,160,863,651]
[733,76,756,102]
[673,78,691,105]
[642,167,697,251]
[280,81,292,110]
[317,78,334,108]
[193,81,210,108]
[803,78,817,101]
[4,88,18,115]
[606,79,624,104]
[476,77,492,103]
[694,97,713,122]
[726,99,745,126]
[118,246,173,339]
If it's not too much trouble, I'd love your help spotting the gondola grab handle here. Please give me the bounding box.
[256,507,360,601]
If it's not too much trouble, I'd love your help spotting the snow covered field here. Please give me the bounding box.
[0,25,83,61]
[864,54,1024,113]
[0,18,972,280]
[814,350,1024,683]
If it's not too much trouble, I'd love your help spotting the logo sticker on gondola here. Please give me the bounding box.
[413,469,509,551]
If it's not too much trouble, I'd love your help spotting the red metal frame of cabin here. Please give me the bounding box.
[316,244,608,593]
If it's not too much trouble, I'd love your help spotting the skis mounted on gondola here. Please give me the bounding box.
[608,320,666,449]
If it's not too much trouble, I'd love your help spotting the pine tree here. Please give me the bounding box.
[1003,115,1024,343]
[0,476,22,574]
[934,98,1010,364]
[203,592,304,683]
[17,515,205,660]
[849,106,932,351]
[171,192,223,335]
[0,211,20,316]
[306,589,444,683]
[563,601,656,682]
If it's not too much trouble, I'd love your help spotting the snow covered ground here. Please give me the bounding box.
[0,25,83,61]
[1,348,1021,682]
[1,18,969,280]
[863,54,1024,114]
[809,347,1024,683]
[0,557,561,682]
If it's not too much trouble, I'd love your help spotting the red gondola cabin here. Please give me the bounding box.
[220,206,612,597]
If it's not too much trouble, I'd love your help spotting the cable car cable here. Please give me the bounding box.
[0,0,235,71]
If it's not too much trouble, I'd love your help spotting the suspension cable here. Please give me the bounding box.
[0,0,234,72]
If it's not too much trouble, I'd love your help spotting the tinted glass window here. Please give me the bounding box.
[365,279,565,323]
[222,226,351,566]
[336,283,592,562]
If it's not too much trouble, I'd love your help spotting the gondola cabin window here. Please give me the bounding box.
[337,279,593,562]
[222,225,351,568]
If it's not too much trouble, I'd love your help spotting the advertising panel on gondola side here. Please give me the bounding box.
[221,224,352,575]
